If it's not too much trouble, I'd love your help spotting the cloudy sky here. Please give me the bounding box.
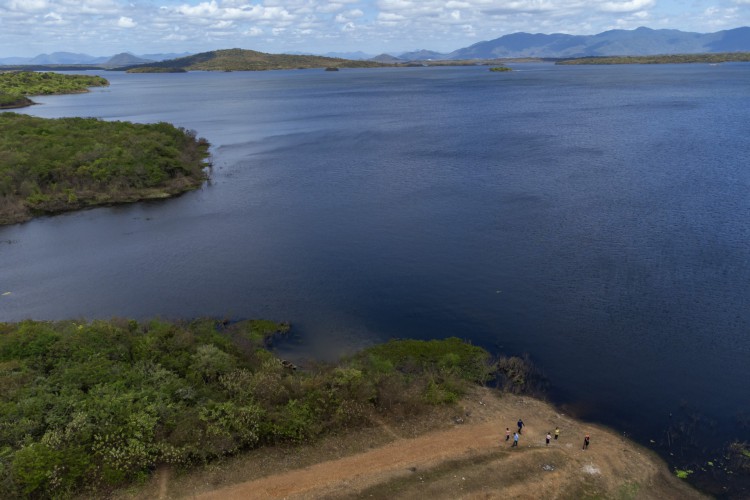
[1,0,749,57]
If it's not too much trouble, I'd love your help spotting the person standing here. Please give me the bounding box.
[505,427,510,442]
[512,432,519,447]
[517,418,524,435]
[583,434,590,450]
[554,427,560,440]
[546,432,551,446]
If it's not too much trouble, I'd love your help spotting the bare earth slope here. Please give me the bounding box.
[136,388,705,500]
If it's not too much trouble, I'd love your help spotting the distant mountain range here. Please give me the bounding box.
[0,52,191,66]
[396,26,750,60]
[2,27,749,67]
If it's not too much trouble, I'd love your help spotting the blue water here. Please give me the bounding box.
[1,63,748,467]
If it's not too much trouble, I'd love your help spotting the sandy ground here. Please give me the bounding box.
[125,387,707,500]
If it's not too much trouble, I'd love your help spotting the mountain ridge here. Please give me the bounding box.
[446,26,750,59]
[2,27,749,65]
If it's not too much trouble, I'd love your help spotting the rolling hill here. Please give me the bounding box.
[119,48,386,72]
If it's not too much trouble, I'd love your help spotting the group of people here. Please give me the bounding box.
[504,419,590,450]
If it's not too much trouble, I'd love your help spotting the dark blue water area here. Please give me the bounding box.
[1,64,749,478]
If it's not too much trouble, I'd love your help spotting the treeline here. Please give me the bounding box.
[0,319,496,498]
[557,52,750,65]
[0,113,210,224]
[0,71,108,108]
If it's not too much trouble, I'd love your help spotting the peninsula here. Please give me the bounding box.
[0,71,108,109]
[557,52,750,64]
[0,319,719,499]
[0,113,210,225]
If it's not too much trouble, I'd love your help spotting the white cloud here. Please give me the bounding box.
[599,0,654,13]
[117,16,136,28]
[7,0,49,12]
[163,33,188,41]
[0,0,746,59]
[211,20,234,28]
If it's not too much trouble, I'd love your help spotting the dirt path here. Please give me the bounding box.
[157,388,706,500]
[198,420,500,499]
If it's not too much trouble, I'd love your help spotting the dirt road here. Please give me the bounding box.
[143,388,705,499]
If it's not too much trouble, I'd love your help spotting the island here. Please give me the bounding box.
[118,48,386,72]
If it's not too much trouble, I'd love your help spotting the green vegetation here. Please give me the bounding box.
[0,113,210,225]
[557,52,750,65]
[0,319,495,498]
[121,48,385,72]
[489,66,512,72]
[674,468,694,479]
[0,71,108,109]
[0,93,32,109]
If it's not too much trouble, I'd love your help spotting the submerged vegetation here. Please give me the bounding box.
[0,71,108,109]
[0,113,210,224]
[0,319,496,498]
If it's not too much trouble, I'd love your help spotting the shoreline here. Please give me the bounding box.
[0,178,206,226]
[121,387,707,499]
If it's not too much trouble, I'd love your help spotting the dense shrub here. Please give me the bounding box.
[0,72,108,101]
[0,320,493,498]
[0,113,210,224]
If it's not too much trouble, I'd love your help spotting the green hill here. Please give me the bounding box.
[121,48,387,72]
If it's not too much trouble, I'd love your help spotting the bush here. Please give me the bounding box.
[0,320,496,498]
[0,113,210,224]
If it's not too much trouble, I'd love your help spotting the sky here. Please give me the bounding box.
[1,0,749,58]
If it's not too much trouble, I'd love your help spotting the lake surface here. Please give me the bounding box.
[1,64,748,468]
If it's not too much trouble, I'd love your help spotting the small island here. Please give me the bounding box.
[489,66,512,72]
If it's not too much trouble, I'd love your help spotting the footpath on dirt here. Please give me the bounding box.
[148,388,705,500]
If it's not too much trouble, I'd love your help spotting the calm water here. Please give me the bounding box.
[1,64,749,466]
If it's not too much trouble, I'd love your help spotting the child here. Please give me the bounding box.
[505,427,510,442]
